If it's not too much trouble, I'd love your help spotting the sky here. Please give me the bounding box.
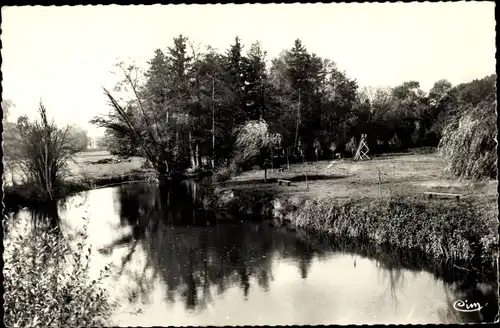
[1,3,496,138]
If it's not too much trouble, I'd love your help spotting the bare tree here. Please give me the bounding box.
[8,102,80,200]
[91,63,173,180]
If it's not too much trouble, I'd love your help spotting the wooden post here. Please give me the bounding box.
[271,149,274,174]
[286,147,290,170]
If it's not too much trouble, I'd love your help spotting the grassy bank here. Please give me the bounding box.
[2,150,153,210]
[203,151,498,264]
[3,150,212,210]
[3,172,151,211]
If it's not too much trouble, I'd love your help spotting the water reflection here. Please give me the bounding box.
[106,182,316,312]
[6,181,498,325]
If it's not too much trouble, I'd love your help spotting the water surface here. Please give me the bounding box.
[9,181,498,325]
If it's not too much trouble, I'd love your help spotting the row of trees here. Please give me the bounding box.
[93,35,496,180]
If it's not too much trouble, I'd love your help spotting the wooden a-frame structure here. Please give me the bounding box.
[353,134,370,161]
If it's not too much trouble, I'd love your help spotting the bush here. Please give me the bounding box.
[345,137,358,157]
[3,215,116,327]
[5,102,82,201]
[141,158,153,169]
[213,161,242,182]
[388,134,402,151]
[438,100,497,180]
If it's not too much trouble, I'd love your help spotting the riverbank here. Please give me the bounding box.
[202,151,498,264]
[3,171,152,211]
[2,150,211,211]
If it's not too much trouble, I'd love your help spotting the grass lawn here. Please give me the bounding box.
[219,150,498,220]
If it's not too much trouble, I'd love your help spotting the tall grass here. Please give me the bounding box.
[3,215,116,326]
[208,187,497,263]
[274,195,497,263]
[438,100,497,180]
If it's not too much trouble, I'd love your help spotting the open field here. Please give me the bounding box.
[3,150,151,210]
[3,150,147,187]
[220,151,498,219]
[67,150,146,181]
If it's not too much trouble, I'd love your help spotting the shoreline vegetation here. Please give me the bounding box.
[3,214,116,327]
[200,151,498,266]
[205,188,498,266]
[2,150,212,211]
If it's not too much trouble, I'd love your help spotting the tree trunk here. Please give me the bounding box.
[189,131,196,169]
[196,144,202,168]
[211,75,216,169]
[174,130,179,162]
[294,89,301,152]
[153,152,170,178]
[10,169,16,186]
[195,143,200,168]
[303,155,309,189]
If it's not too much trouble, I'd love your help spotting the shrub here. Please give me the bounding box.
[438,100,497,180]
[213,161,242,182]
[345,137,358,157]
[3,215,116,327]
[141,159,153,169]
[5,102,82,201]
[388,134,402,151]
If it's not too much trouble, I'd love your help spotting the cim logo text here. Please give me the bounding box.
[452,299,487,313]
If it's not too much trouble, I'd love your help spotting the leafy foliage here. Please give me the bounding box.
[438,100,497,180]
[233,119,282,181]
[67,125,91,152]
[2,99,15,121]
[89,36,495,180]
[3,216,116,327]
[234,119,281,161]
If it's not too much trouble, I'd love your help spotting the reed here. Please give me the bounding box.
[208,187,497,263]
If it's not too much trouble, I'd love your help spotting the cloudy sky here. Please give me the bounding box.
[1,3,496,137]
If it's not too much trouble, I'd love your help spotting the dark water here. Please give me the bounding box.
[8,181,498,325]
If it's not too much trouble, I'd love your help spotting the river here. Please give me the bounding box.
[6,180,498,325]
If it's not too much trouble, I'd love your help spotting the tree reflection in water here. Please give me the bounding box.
[95,181,498,322]
[290,225,498,324]
[101,181,317,311]
[437,268,499,323]
[7,178,496,324]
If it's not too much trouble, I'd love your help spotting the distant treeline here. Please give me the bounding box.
[92,35,496,178]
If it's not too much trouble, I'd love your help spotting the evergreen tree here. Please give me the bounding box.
[225,36,247,125]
